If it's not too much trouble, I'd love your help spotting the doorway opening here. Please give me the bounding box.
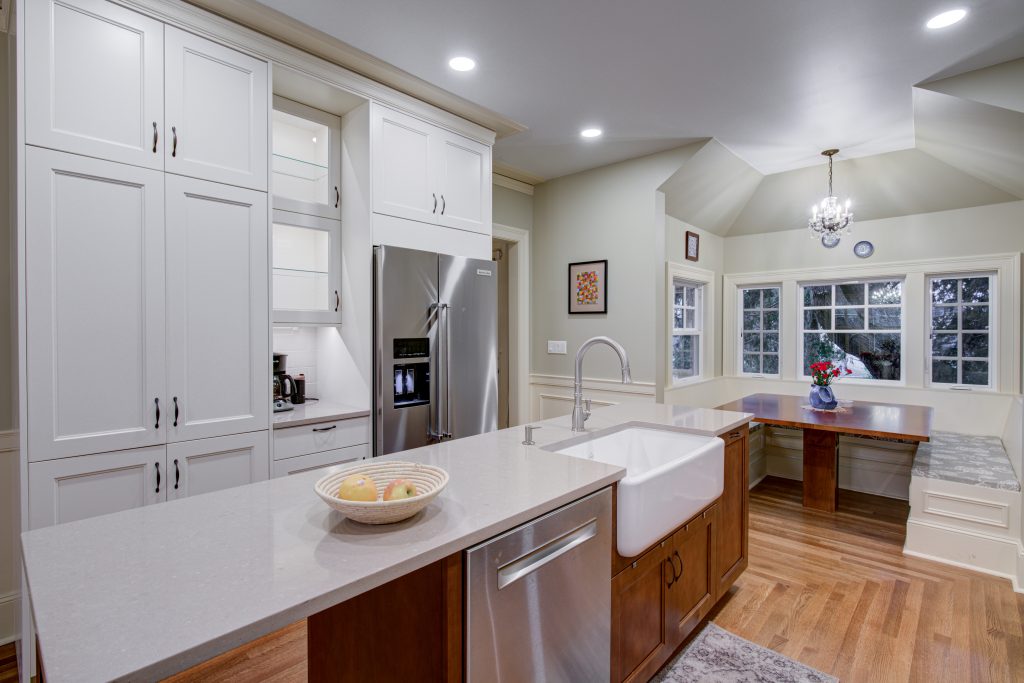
[492,224,530,427]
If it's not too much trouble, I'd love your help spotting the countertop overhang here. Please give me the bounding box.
[21,403,751,682]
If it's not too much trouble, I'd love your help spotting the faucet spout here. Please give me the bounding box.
[572,336,632,432]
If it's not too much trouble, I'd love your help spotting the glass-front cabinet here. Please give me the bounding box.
[272,210,341,324]
[272,96,341,220]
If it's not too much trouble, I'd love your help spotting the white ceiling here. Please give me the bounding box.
[254,0,1024,180]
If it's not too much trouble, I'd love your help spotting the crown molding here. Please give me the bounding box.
[493,162,546,186]
[185,0,526,139]
[492,173,534,196]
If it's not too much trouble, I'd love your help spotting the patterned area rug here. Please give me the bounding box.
[652,623,838,683]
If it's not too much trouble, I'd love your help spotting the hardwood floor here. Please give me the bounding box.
[0,643,18,683]
[16,477,1024,682]
[711,477,1024,683]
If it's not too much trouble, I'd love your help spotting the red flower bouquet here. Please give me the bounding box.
[809,360,852,387]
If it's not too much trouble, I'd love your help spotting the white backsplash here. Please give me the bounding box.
[273,327,319,400]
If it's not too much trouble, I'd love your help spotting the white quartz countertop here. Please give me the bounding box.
[21,402,751,682]
[271,400,369,428]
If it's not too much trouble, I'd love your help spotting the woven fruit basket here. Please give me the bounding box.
[314,461,449,525]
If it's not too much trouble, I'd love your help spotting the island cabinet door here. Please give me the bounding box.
[166,432,269,501]
[716,426,749,596]
[666,504,718,646]
[611,541,672,683]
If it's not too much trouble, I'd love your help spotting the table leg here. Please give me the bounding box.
[802,429,838,512]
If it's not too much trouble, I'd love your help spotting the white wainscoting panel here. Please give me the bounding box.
[529,374,655,422]
[763,426,916,500]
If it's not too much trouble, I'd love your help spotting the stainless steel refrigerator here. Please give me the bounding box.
[373,245,498,456]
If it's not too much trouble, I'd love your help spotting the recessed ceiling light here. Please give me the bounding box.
[448,56,476,72]
[926,8,967,29]
[580,128,603,139]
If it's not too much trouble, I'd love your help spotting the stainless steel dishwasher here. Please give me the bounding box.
[466,487,612,682]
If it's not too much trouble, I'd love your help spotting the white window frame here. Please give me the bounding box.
[666,262,714,387]
[926,271,997,390]
[738,285,781,378]
[798,277,906,385]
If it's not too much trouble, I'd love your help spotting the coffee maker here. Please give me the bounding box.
[273,352,295,412]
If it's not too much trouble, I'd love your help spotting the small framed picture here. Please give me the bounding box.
[685,231,700,262]
[568,260,608,314]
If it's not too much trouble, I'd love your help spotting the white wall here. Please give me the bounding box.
[531,144,701,386]
[493,183,533,231]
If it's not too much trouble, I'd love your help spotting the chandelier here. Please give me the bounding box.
[808,149,853,248]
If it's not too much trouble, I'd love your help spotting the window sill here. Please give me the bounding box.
[670,375,708,389]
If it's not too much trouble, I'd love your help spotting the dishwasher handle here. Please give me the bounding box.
[496,517,598,590]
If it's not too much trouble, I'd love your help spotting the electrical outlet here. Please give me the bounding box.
[547,340,567,354]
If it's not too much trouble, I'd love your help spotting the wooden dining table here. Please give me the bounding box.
[716,393,933,512]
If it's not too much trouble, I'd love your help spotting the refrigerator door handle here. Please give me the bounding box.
[443,302,453,439]
[427,303,442,441]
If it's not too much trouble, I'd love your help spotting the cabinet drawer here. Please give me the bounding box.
[273,417,369,460]
[271,445,368,477]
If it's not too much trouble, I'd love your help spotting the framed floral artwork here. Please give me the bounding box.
[568,260,608,314]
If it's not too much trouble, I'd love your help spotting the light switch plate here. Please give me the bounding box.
[547,340,567,354]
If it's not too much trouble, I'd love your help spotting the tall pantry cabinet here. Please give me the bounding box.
[23,0,271,528]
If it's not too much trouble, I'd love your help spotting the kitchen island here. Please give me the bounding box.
[21,403,751,682]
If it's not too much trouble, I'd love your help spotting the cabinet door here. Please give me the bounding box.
[166,432,269,500]
[371,105,437,224]
[164,26,268,191]
[435,132,491,234]
[166,175,269,442]
[25,148,166,461]
[271,210,342,324]
[25,0,164,169]
[272,96,342,219]
[716,428,749,595]
[666,506,717,646]
[28,446,166,528]
[611,542,672,683]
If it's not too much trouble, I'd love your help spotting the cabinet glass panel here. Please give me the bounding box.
[273,223,330,312]
[272,109,330,207]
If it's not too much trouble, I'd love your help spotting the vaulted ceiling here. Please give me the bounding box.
[660,59,1024,236]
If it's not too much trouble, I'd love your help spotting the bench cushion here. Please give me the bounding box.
[911,431,1021,492]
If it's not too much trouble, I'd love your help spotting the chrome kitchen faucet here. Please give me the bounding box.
[572,337,632,432]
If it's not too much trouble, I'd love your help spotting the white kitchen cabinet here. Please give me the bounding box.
[272,210,342,324]
[25,0,165,170]
[271,444,367,478]
[435,132,490,233]
[272,416,370,460]
[29,446,167,528]
[166,432,269,500]
[273,97,342,219]
[370,104,491,235]
[371,105,437,225]
[25,148,167,462]
[166,175,269,442]
[165,26,269,191]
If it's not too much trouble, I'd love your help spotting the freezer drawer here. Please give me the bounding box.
[466,488,612,682]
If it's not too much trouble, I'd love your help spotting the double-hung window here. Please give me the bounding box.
[928,274,995,388]
[739,286,780,376]
[801,279,903,380]
[672,279,702,382]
